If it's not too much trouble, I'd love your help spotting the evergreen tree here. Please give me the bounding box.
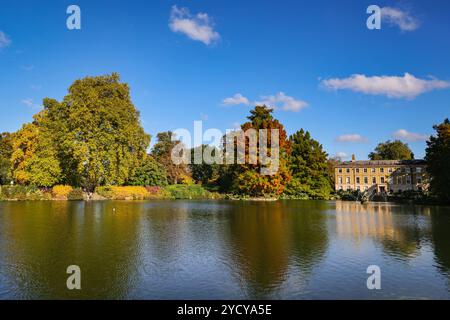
[425,118,450,204]
[285,129,332,199]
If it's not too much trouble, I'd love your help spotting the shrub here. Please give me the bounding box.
[67,188,84,200]
[0,185,47,200]
[164,185,218,199]
[95,186,149,200]
[52,185,73,200]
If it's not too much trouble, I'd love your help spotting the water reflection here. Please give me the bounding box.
[0,201,142,299]
[0,200,449,299]
[430,208,450,276]
[334,202,430,260]
[223,201,329,298]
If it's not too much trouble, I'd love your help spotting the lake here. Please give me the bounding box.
[0,200,449,299]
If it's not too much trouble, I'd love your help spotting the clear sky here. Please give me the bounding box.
[1,0,449,159]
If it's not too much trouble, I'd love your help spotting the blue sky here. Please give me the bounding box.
[1,0,449,159]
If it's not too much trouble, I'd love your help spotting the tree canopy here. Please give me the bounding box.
[369,140,414,160]
[11,121,61,187]
[0,132,14,185]
[128,155,168,187]
[151,131,189,184]
[286,129,332,199]
[230,106,292,197]
[40,73,150,190]
[425,118,450,204]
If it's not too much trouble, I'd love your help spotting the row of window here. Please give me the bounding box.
[337,167,422,174]
[338,185,417,193]
[337,176,422,185]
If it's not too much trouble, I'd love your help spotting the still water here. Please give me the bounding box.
[0,200,449,299]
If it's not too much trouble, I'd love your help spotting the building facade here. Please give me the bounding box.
[334,156,428,193]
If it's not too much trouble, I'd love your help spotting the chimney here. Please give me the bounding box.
[351,154,356,162]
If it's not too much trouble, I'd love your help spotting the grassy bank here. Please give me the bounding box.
[0,185,222,201]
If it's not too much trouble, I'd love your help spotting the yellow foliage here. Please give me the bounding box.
[96,186,149,200]
[52,185,73,199]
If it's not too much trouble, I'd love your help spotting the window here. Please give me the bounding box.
[364,168,368,173]
[417,167,422,173]
[357,186,361,191]
[417,178,422,184]
[338,168,342,173]
[356,168,360,173]
[346,168,350,173]
[346,177,350,184]
[338,177,342,184]
[372,177,377,184]
[380,168,384,173]
[380,177,385,183]
[356,177,360,184]
[388,168,393,173]
[371,168,376,173]
[364,177,368,184]
[406,178,411,184]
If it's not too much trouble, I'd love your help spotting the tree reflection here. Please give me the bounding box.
[0,201,142,299]
[430,208,450,277]
[223,201,329,298]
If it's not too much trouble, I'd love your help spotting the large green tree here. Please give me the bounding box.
[41,73,150,190]
[285,129,332,199]
[0,132,14,184]
[369,140,414,160]
[425,118,450,204]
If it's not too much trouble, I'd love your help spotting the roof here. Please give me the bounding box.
[336,159,426,168]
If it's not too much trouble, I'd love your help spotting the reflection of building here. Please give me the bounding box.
[335,201,395,239]
[334,155,428,193]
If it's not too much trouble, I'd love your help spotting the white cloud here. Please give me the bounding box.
[393,129,429,142]
[0,31,11,48]
[222,93,250,106]
[322,73,450,99]
[21,98,33,107]
[255,92,308,112]
[335,134,368,143]
[335,152,349,160]
[169,5,220,45]
[21,98,42,110]
[381,7,419,31]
